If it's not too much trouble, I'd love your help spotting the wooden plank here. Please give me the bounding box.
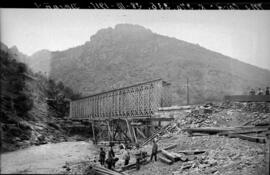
[141,122,172,146]
[190,133,210,136]
[181,162,193,170]
[183,127,235,134]
[163,144,177,151]
[94,166,125,175]
[125,119,133,142]
[135,127,147,139]
[130,122,143,126]
[266,133,270,175]
[161,150,177,162]
[228,134,266,143]
[171,152,188,162]
[121,159,149,171]
[159,155,173,165]
[255,122,270,127]
[91,121,96,144]
[177,149,206,155]
[107,120,113,140]
[219,128,269,136]
[132,126,137,144]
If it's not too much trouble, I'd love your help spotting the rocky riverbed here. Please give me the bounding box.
[0,141,98,174]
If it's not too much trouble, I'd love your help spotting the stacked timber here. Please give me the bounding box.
[161,150,178,162]
[159,155,173,165]
[183,127,234,135]
[91,166,127,175]
[178,150,206,155]
[159,149,205,165]
[171,152,188,162]
[121,158,149,171]
[184,125,270,143]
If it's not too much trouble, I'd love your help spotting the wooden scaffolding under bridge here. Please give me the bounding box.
[69,78,172,144]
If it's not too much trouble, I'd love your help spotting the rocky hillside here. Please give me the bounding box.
[0,42,81,152]
[16,24,270,105]
[28,50,52,75]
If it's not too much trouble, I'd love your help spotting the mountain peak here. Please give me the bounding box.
[31,49,51,57]
[90,23,153,43]
[9,46,19,53]
[0,42,9,53]
[114,23,152,33]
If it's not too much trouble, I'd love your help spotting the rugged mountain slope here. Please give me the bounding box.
[30,24,270,104]
[8,46,30,64]
[28,50,52,74]
[0,42,81,152]
[6,46,52,75]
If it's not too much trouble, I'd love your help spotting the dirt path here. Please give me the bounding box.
[1,141,98,174]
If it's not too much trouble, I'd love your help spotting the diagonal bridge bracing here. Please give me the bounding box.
[69,79,172,144]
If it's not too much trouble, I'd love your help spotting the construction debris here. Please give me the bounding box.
[141,122,173,146]
[92,166,127,175]
[159,144,177,152]
[161,150,177,162]
[182,127,234,135]
[158,155,173,165]
[228,134,266,143]
[127,102,268,175]
[61,102,268,175]
[177,149,206,155]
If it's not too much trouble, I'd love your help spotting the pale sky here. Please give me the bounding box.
[1,9,270,70]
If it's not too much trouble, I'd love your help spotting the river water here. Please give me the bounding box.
[1,141,98,174]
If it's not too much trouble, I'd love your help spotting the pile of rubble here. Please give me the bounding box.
[176,104,227,128]
[130,133,266,175]
[176,102,269,129]
[171,135,265,175]
[129,101,269,175]
[223,102,270,113]
[60,101,269,175]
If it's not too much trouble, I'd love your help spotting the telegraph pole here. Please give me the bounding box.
[186,77,189,105]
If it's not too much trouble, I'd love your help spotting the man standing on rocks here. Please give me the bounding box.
[266,87,270,95]
[134,143,142,170]
[99,147,106,166]
[106,144,115,169]
[150,139,158,162]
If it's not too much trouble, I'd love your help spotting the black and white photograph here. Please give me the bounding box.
[1,7,270,175]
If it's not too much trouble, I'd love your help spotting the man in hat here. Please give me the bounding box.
[150,138,158,162]
[266,87,270,95]
[134,143,142,170]
[107,144,115,169]
[99,147,106,166]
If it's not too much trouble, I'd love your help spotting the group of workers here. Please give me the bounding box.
[249,87,269,96]
[99,139,159,171]
[99,145,119,170]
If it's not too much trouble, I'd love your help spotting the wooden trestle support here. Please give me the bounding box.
[69,79,172,144]
[90,117,171,145]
